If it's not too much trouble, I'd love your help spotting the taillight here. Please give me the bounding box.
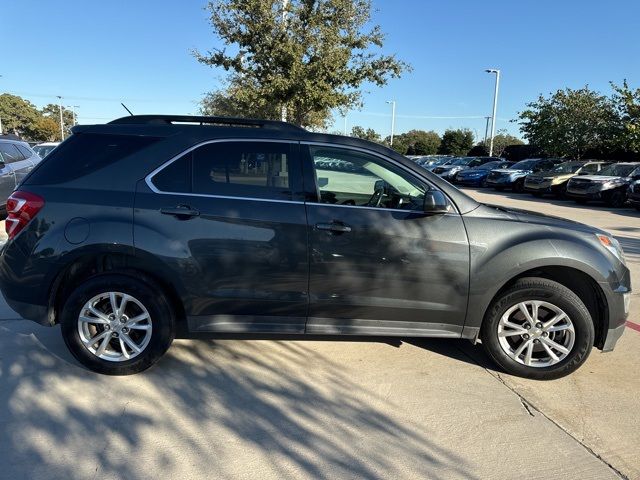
[5,191,45,240]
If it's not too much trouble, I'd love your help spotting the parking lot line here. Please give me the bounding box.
[626,321,640,332]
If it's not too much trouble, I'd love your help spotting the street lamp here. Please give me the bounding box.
[485,69,500,156]
[56,95,64,140]
[67,105,79,126]
[386,100,396,146]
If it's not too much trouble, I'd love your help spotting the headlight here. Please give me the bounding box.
[597,234,626,264]
[550,177,564,185]
[601,179,626,189]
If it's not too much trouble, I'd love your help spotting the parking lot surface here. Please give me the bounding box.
[0,190,638,480]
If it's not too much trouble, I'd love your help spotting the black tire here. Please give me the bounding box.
[636,206,640,212]
[480,178,488,188]
[512,179,525,193]
[575,198,588,204]
[604,190,625,208]
[494,186,504,191]
[481,277,594,380]
[60,273,175,375]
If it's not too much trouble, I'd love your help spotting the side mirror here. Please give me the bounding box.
[423,190,450,214]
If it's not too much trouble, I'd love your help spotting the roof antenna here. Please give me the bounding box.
[121,103,134,116]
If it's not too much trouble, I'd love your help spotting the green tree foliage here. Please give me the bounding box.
[475,131,524,157]
[32,117,60,142]
[611,80,640,155]
[0,94,40,138]
[516,87,618,159]
[41,104,75,138]
[194,0,409,128]
[350,125,382,143]
[383,129,440,155]
[438,128,474,156]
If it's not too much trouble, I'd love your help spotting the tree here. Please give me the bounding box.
[516,87,618,159]
[0,94,40,137]
[383,129,440,155]
[194,0,409,128]
[31,117,60,142]
[351,125,382,143]
[438,129,474,155]
[474,131,524,157]
[41,104,75,139]
[611,80,640,155]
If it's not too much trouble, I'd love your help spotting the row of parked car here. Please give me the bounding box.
[0,137,59,209]
[409,155,640,210]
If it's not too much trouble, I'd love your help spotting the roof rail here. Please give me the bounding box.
[108,114,306,132]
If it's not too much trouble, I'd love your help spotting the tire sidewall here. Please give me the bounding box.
[482,280,594,380]
[60,274,175,375]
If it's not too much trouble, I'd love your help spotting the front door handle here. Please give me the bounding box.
[315,222,352,233]
[160,206,200,219]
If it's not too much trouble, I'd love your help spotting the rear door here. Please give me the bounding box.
[0,142,20,203]
[302,144,470,337]
[13,143,39,184]
[134,139,310,333]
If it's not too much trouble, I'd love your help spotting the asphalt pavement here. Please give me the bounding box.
[0,190,638,480]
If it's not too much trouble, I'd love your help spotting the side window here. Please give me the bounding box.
[151,153,191,193]
[581,163,598,174]
[192,142,294,200]
[16,144,34,159]
[0,143,25,163]
[310,146,427,211]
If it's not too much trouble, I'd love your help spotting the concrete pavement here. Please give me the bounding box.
[0,193,638,480]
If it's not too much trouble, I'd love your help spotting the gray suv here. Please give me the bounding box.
[0,115,631,379]
[0,137,41,209]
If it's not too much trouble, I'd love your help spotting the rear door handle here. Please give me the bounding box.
[315,222,352,233]
[160,206,200,219]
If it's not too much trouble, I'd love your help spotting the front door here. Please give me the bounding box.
[303,145,470,337]
[134,140,309,333]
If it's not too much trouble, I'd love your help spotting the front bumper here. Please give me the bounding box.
[486,177,515,187]
[599,264,632,352]
[457,176,485,186]
[566,190,603,200]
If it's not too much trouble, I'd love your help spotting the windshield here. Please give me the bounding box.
[511,159,537,170]
[450,158,473,166]
[479,161,506,170]
[598,163,639,177]
[552,162,582,173]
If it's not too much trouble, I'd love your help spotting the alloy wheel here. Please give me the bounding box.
[77,292,153,362]
[497,300,575,367]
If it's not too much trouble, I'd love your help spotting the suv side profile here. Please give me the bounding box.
[0,115,631,379]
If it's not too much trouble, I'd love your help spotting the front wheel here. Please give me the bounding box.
[605,190,626,208]
[481,277,594,380]
[60,273,175,375]
[512,179,525,193]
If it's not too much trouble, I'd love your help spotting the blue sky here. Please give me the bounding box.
[2,0,639,141]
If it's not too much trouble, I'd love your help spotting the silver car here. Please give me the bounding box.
[0,138,41,209]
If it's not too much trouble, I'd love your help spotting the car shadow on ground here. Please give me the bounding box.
[460,186,640,220]
[0,320,481,480]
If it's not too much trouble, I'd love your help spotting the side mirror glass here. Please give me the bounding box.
[423,190,450,214]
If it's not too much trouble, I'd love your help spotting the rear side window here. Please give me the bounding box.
[25,133,159,184]
[17,144,34,159]
[0,143,25,163]
[151,141,298,201]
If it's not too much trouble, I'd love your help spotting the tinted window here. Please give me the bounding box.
[598,163,638,177]
[511,159,537,170]
[17,144,34,159]
[191,142,294,200]
[580,163,600,174]
[151,153,191,193]
[25,133,160,184]
[311,146,427,211]
[0,143,25,163]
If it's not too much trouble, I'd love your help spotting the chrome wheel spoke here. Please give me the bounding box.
[541,337,570,355]
[95,333,112,357]
[79,315,108,325]
[547,323,573,333]
[85,329,110,347]
[109,292,119,315]
[517,302,534,324]
[122,333,141,354]
[88,306,110,322]
[117,294,130,318]
[119,337,131,359]
[543,313,567,329]
[541,341,559,362]
[513,339,531,359]
[524,341,534,366]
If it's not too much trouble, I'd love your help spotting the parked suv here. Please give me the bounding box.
[432,157,499,181]
[0,137,41,209]
[566,162,640,207]
[0,115,630,379]
[455,160,514,187]
[524,160,610,198]
[486,158,563,192]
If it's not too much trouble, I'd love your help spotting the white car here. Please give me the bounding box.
[33,142,60,159]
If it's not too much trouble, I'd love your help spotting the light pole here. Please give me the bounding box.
[280,0,289,122]
[343,113,347,135]
[67,105,79,126]
[386,100,396,146]
[484,116,491,145]
[485,69,500,156]
[56,95,64,140]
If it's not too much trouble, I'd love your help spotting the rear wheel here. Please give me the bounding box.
[481,277,594,380]
[60,274,175,375]
[512,179,525,193]
[531,191,543,198]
